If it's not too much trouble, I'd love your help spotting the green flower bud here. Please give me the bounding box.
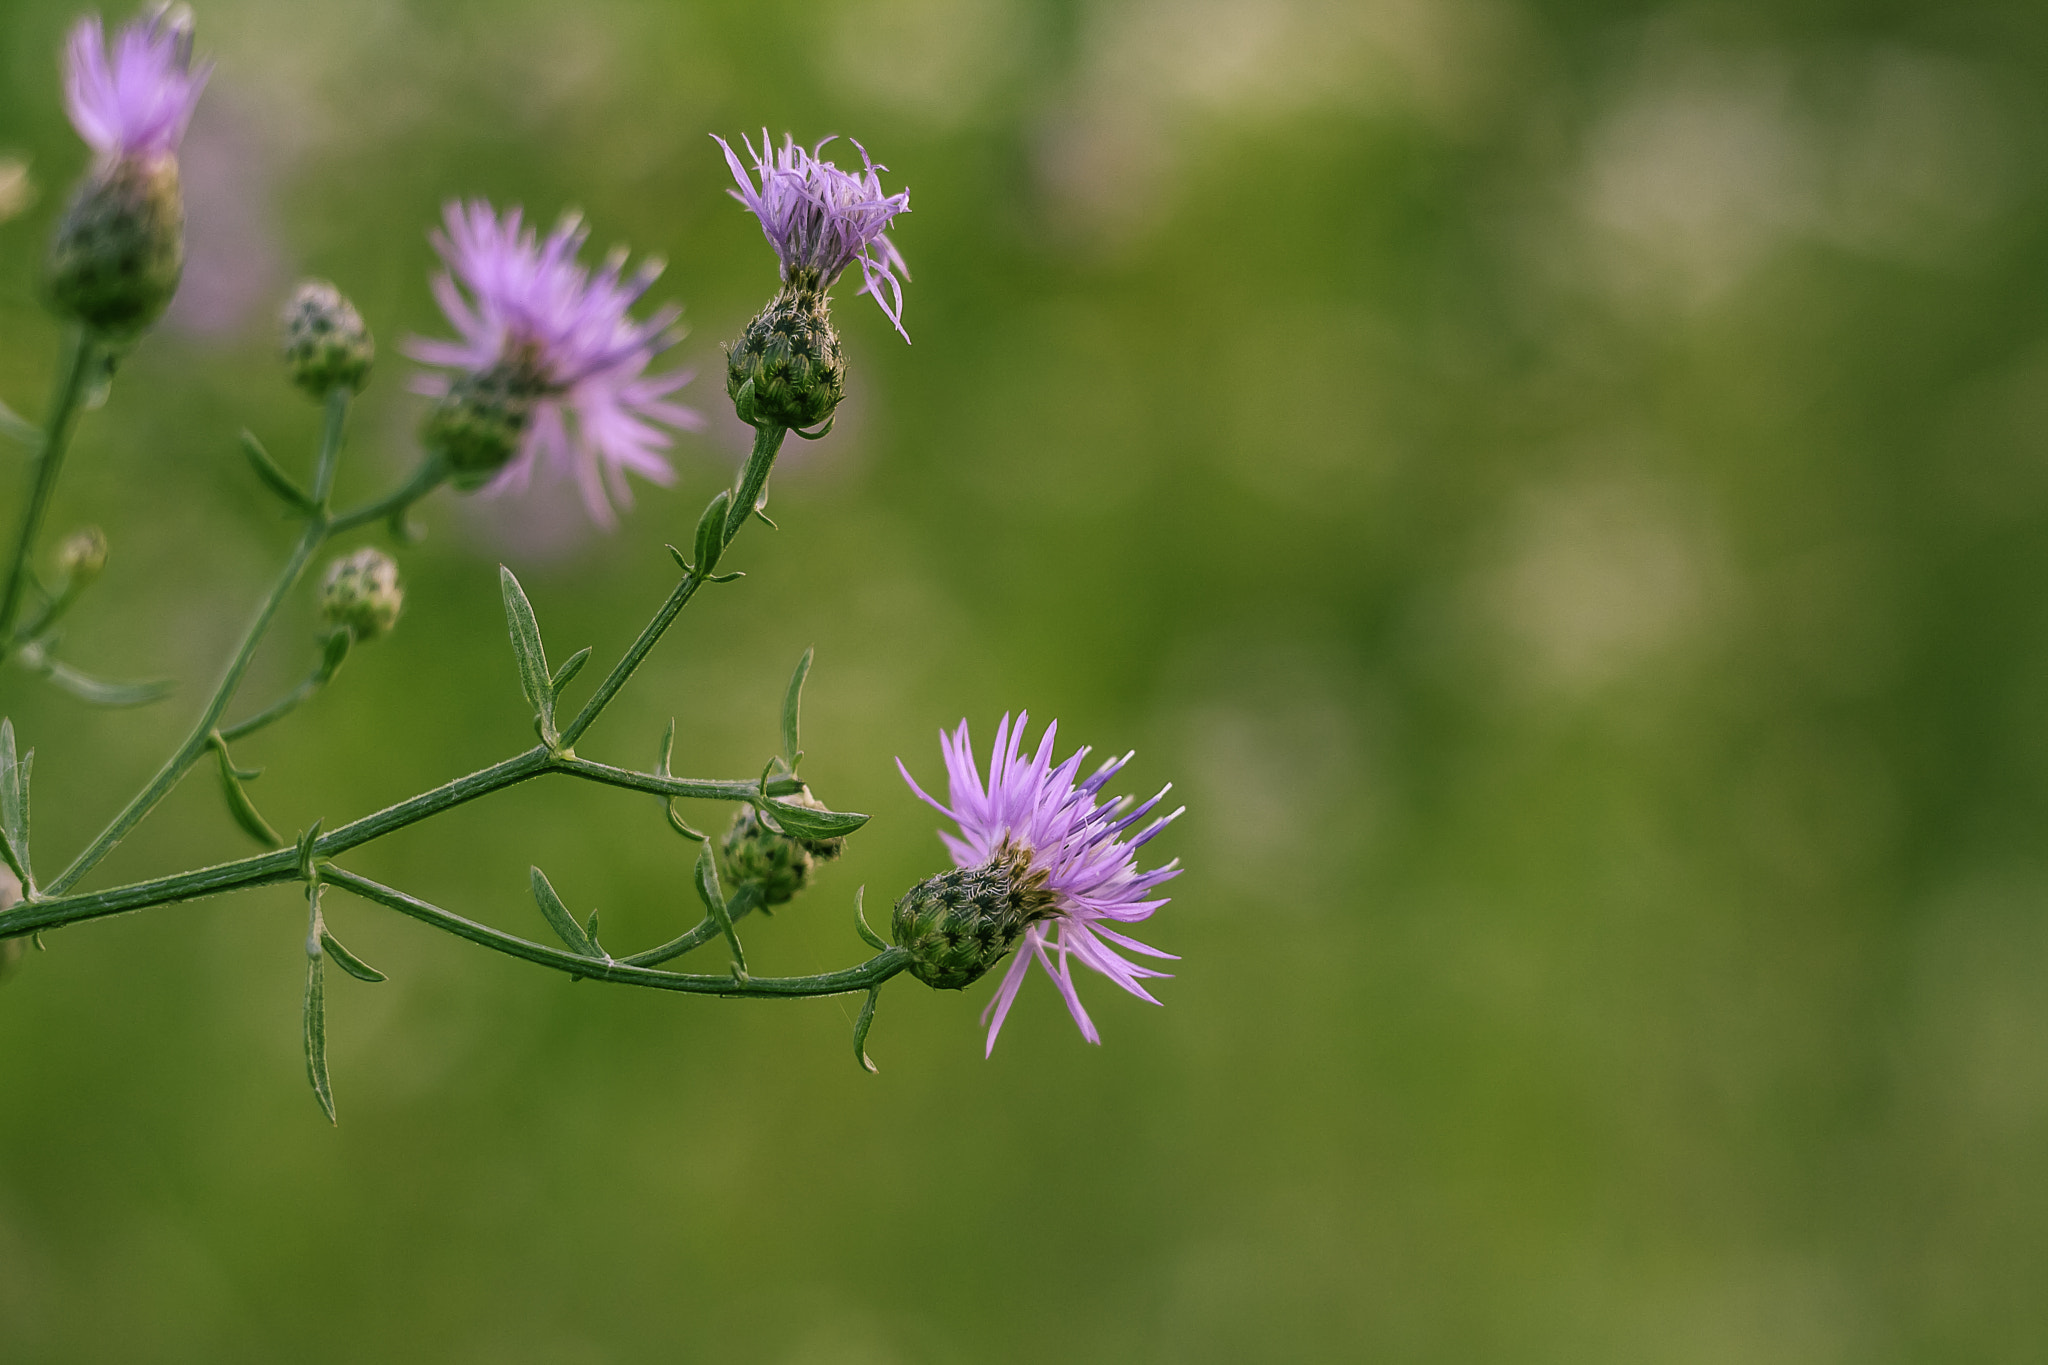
[719,789,846,910]
[891,842,1058,990]
[56,527,108,587]
[45,155,184,336]
[319,547,403,642]
[281,280,374,397]
[725,273,844,431]
[422,360,543,490]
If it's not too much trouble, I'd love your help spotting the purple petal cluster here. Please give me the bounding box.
[63,8,209,161]
[409,200,701,527]
[899,714,1183,1054]
[715,131,911,339]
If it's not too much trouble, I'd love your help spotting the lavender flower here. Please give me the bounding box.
[46,6,209,334]
[409,200,701,527]
[715,131,911,338]
[63,6,209,162]
[895,714,1183,1054]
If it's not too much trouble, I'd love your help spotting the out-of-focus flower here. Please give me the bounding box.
[0,159,34,224]
[319,546,403,642]
[46,6,210,335]
[63,6,209,161]
[895,714,1183,1054]
[409,200,700,528]
[280,280,373,397]
[715,130,911,337]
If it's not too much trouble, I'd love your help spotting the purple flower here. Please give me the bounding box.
[715,130,911,339]
[63,7,210,161]
[898,714,1183,1054]
[408,200,701,527]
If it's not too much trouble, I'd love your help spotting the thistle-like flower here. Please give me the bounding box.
[717,131,911,431]
[46,5,211,334]
[408,200,701,527]
[895,715,1183,1054]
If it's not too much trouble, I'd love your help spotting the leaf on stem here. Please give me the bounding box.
[303,954,336,1124]
[693,489,730,575]
[211,735,281,847]
[498,566,555,742]
[319,928,387,983]
[314,629,353,684]
[759,797,868,841]
[35,655,173,707]
[239,430,314,513]
[781,646,813,764]
[529,865,601,959]
[854,886,889,952]
[550,646,592,703]
[853,985,882,1074]
[693,842,746,976]
[0,719,30,886]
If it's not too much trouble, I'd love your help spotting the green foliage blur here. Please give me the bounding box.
[4,0,2048,1358]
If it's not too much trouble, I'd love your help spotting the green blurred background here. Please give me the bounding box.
[4,0,2048,1358]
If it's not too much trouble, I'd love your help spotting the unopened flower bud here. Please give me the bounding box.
[422,361,543,490]
[45,155,183,336]
[725,275,844,431]
[56,527,107,586]
[319,547,403,642]
[281,280,374,397]
[892,842,1057,990]
[719,789,846,909]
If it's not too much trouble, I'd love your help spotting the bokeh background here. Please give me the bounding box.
[3,0,2047,1358]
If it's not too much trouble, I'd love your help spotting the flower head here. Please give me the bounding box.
[715,131,911,339]
[896,714,1183,1054]
[64,6,210,162]
[408,200,701,527]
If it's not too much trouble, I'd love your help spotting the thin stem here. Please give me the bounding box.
[556,424,786,749]
[554,753,802,803]
[621,883,764,968]
[217,655,334,743]
[47,520,328,894]
[0,329,97,651]
[325,866,909,997]
[310,387,349,506]
[330,455,445,535]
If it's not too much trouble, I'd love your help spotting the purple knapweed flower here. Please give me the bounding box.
[408,200,701,527]
[897,714,1183,1054]
[63,6,210,162]
[715,130,911,338]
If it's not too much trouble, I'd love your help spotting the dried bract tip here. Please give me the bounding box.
[281,280,374,397]
[319,547,404,642]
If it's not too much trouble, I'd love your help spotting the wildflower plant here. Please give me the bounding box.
[0,7,1182,1121]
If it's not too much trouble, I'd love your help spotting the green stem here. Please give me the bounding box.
[556,425,785,749]
[0,329,97,652]
[311,387,349,506]
[325,866,908,997]
[217,658,332,743]
[45,394,360,894]
[330,455,445,535]
[621,883,763,968]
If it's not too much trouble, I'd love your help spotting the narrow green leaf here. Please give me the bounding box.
[852,985,882,1074]
[854,886,889,952]
[0,719,27,878]
[665,543,690,573]
[0,397,40,448]
[319,928,387,983]
[36,655,174,707]
[212,739,281,846]
[295,820,323,884]
[303,955,336,1124]
[239,430,314,512]
[529,865,598,958]
[549,646,592,701]
[760,797,868,841]
[584,910,603,957]
[498,566,554,737]
[781,646,813,763]
[693,490,729,575]
[656,718,676,776]
[693,842,746,975]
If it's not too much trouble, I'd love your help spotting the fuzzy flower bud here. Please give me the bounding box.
[719,789,847,909]
[892,843,1057,991]
[56,527,108,586]
[319,547,403,642]
[46,155,184,335]
[726,277,844,431]
[420,360,544,490]
[281,280,374,397]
